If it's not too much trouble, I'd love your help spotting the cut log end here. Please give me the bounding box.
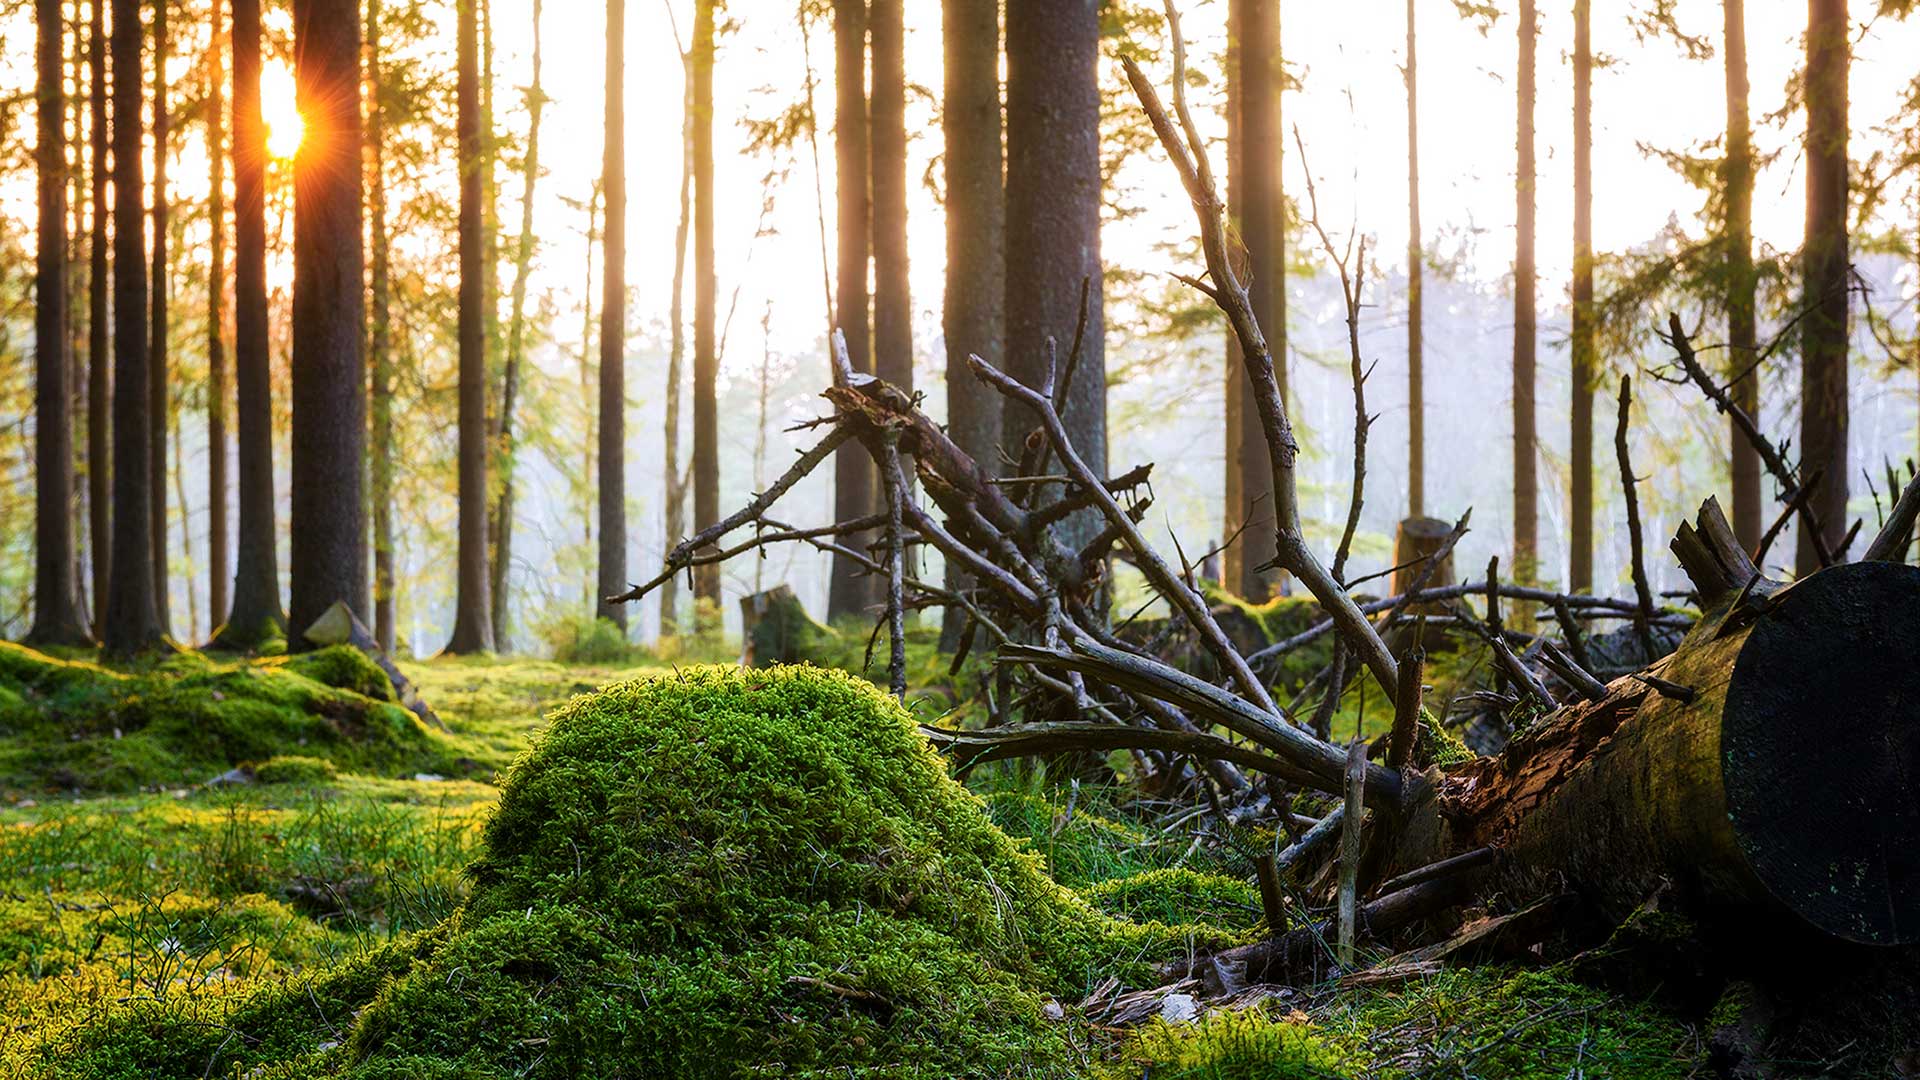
[1723,560,1920,944]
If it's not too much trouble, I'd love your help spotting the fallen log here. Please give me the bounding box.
[1437,499,1920,945]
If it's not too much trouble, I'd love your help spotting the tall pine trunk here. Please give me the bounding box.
[213,0,283,649]
[1569,0,1593,593]
[287,0,367,642]
[1723,0,1760,551]
[206,5,229,629]
[1006,0,1104,547]
[596,0,628,630]
[367,0,396,653]
[1512,0,1538,581]
[1405,0,1423,520]
[1796,0,1849,575]
[447,0,495,653]
[828,0,874,622]
[870,0,909,395]
[149,0,171,631]
[102,0,165,655]
[661,61,691,638]
[490,0,544,650]
[579,183,599,618]
[88,0,110,631]
[938,0,1003,652]
[29,0,91,646]
[1225,0,1282,600]
[691,0,720,606]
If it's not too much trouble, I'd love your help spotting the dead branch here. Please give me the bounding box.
[1614,375,1659,658]
[1121,13,1401,704]
[1664,312,1834,567]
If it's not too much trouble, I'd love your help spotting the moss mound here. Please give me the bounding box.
[35,665,1219,1078]
[0,642,455,792]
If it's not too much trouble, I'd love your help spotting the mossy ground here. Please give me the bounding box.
[2,639,1716,1078]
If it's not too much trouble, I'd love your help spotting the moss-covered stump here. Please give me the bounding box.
[33,665,1222,1079]
[0,643,456,792]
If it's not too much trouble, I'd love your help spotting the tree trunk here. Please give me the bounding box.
[102,0,164,656]
[149,0,171,631]
[206,5,229,631]
[1569,0,1593,594]
[579,183,600,618]
[661,59,690,638]
[29,0,91,647]
[213,0,284,650]
[1723,0,1760,553]
[691,0,720,605]
[1796,0,1849,576]
[490,0,544,651]
[447,0,495,654]
[938,0,1003,653]
[1224,0,1282,601]
[287,0,367,643]
[828,0,874,623]
[1405,0,1423,522]
[1006,0,1105,549]
[596,0,627,630]
[1511,0,1537,582]
[870,0,909,398]
[367,0,396,655]
[88,0,110,633]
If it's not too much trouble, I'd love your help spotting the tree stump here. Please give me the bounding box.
[740,584,836,667]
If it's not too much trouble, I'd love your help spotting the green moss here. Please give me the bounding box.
[1081,868,1262,933]
[252,754,340,785]
[33,665,1223,1078]
[0,642,464,792]
[281,646,398,702]
[1115,1010,1354,1079]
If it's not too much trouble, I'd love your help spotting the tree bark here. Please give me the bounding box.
[870,0,909,398]
[29,0,91,647]
[1796,0,1849,576]
[490,0,544,651]
[212,0,283,650]
[661,59,691,638]
[1443,553,1920,946]
[367,0,396,655]
[938,0,1003,653]
[1405,0,1423,522]
[102,0,164,656]
[691,0,720,605]
[1224,0,1282,601]
[596,0,627,630]
[1722,0,1759,552]
[1569,0,1593,594]
[149,0,171,632]
[447,0,495,654]
[287,0,367,643]
[828,0,874,622]
[88,0,110,632]
[1006,0,1105,550]
[206,4,229,632]
[1511,0,1538,582]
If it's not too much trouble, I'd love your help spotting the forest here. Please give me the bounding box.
[2,0,1920,1075]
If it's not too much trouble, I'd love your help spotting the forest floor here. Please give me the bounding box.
[0,634,1722,1077]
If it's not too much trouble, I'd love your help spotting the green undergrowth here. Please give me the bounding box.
[1106,967,1699,1078]
[22,664,1236,1078]
[0,643,475,793]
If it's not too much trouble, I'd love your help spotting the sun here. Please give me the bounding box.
[260,60,305,160]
